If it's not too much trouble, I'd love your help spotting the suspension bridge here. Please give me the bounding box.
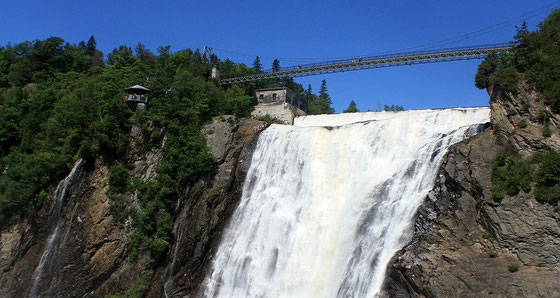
[219,43,513,85]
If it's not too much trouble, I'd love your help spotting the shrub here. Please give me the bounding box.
[492,150,560,206]
[507,109,518,116]
[488,251,498,258]
[542,123,551,138]
[491,150,533,201]
[518,119,528,128]
[109,164,129,194]
[508,265,519,272]
[490,66,519,94]
[533,151,560,204]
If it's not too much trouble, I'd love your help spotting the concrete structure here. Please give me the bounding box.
[211,66,220,80]
[252,87,308,124]
[125,85,149,110]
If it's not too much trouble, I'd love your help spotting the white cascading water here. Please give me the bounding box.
[28,159,84,298]
[204,108,490,298]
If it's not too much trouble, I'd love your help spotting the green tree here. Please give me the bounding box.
[383,104,404,111]
[272,59,280,72]
[343,100,359,113]
[308,80,334,114]
[86,35,97,56]
[107,46,135,67]
[475,52,500,89]
[252,56,262,72]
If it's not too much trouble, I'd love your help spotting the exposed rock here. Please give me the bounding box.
[489,82,560,154]
[157,117,267,297]
[0,124,165,297]
[385,82,560,297]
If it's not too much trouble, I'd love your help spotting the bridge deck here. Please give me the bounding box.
[220,43,513,85]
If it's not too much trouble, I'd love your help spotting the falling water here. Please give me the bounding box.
[28,159,84,298]
[204,108,490,298]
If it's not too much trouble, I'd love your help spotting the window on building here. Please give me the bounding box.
[259,94,264,100]
[272,93,277,100]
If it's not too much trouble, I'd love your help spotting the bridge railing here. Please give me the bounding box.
[265,43,512,73]
[220,42,514,84]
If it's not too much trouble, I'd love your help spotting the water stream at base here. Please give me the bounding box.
[203,108,490,298]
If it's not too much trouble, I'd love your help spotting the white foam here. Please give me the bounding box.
[204,108,490,298]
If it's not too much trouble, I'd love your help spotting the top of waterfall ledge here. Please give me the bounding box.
[293,107,491,128]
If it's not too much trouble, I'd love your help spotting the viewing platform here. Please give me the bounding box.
[125,85,149,110]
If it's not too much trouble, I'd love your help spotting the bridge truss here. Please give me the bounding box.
[220,43,512,85]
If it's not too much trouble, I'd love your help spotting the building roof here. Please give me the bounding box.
[125,85,149,94]
[254,87,288,92]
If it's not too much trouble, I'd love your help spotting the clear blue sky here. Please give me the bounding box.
[1,0,558,112]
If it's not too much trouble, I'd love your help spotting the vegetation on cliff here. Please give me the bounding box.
[491,150,560,205]
[0,35,334,269]
[475,9,560,113]
[476,10,560,208]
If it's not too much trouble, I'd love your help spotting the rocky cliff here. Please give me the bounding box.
[385,83,559,297]
[0,116,266,297]
[1,82,558,297]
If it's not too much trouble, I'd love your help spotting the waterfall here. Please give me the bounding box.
[204,108,490,298]
[28,159,84,298]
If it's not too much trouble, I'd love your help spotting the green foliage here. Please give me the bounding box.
[109,164,130,194]
[475,9,560,111]
[532,151,560,204]
[255,114,284,124]
[475,53,500,89]
[0,36,337,267]
[107,276,151,298]
[343,100,359,113]
[308,80,334,115]
[508,265,519,272]
[491,150,533,201]
[542,123,551,138]
[0,36,250,231]
[491,149,560,205]
[107,164,131,223]
[107,46,135,68]
[0,152,71,226]
[489,66,518,94]
[383,104,404,111]
[272,59,280,72]
[518,119,527,128]
[488,251,498,258]
[252,56,262,73]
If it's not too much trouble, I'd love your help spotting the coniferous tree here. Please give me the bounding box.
[343,100,359,113]
[272,59,280,72]
[253,56,262,72]
[86,35,97,56]
[135,42,154,64]
[383,104,404,111]
[308,80,334,114]
[319,79,330,101]
[107,45,135,67]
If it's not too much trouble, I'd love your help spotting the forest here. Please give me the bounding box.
[0,35,334,242]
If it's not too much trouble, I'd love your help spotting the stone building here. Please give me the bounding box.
[252,87,308,124]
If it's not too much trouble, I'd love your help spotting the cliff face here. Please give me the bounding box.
[1,82,557,297]
[385,83,560,297]
[0,125,164,297]
[157,117,267,297]
[0,116,266,297]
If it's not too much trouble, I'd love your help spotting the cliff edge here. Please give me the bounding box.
[385,83,560,297]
